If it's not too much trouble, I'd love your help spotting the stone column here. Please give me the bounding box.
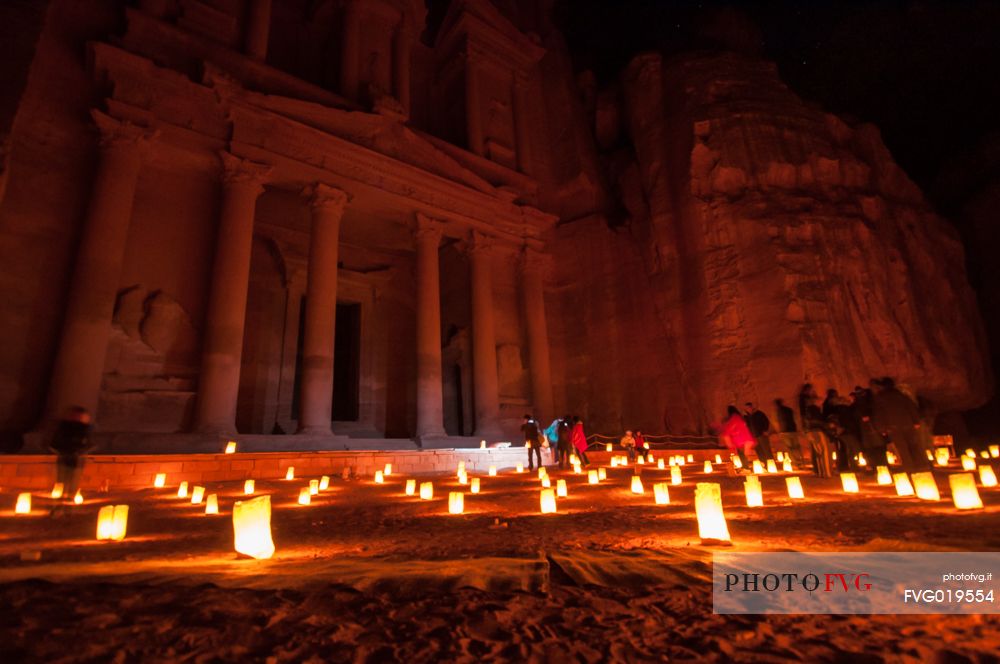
[193,152,271,433]
[340,0,361,101]
[468,231,502,438]
[245,0,273,60]
[297,183,348,434]
[464,52,485,156]
[520,247,554,421]
[512,73,534,175]
[44,111,151,420]
[414,214,446,439]
[393,26,412,115]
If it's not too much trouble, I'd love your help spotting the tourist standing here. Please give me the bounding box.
[50,406,92,512]
[571,416,590,466]
[774,398,802,463]
[556,416,573,469]
[543,417,561,465]
[744,402,773,462]
[871,377,927,472]
[521,414,542,471]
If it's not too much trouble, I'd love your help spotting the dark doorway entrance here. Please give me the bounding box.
[332,302,361,422]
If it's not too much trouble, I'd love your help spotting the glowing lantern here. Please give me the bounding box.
[177,481,189,498]
[96,504,129,541]
[695,483,731,542]
[244,479,255,495]
[541,476,551,488]
[893,472,915,496]
[752,460,764,475]
[925,450,934,461]
[489,465,497,477]
[480,440,486,449]
[637,456,645,466]
[978,465,997,487]
[961,456,977,472]
[73,491,83,505]
[471,477,481,494]
[309,479,319,495]
[384,463,392,476]
[653,482,670,505]
[744,475,763,507]
[588,470,599,484]
[703,460,713,473]
[782,458,793,472]
[15,493,31,514]
[419,482,433,500]
[715,454,723,464]
[556,479,568,497]
[949,473,983,510]
[631,476,644,494]
[786,476,805,499]
[606,443,613,452]
[540,489,557,514]
[232,495,274,560]
[516,464,524,473]
[840,473,859,493]
[686,454,694,463]
[191,486,205,504]
[668,457,676,467]
[965,448,975,458]
[935,448,949,467]
[610,457,619,468]
[598,468,607,480]
[671,466,682,485]
[374,470,384,484]
[405,479,416,495]
[981,451,990,459]
[731,455,743,470]
[989,445,999,458]
[657,459,665,470]
[887,451,898,465]
[154,473,166,488]
[285,467,295,480]
[297,487,311,505]
[832,452,838,461]
[766,459,778,474]
[876,466,892,485]
[205,494,219,515]
[776,451,785,462]
[457,461,466,475]
[857,452,867,467]
[912,472,940,501]
[537,467,547,479]
[50,483,64,500]
[448,492,464,514]
[225,441,237,454]
[569,454,579,465]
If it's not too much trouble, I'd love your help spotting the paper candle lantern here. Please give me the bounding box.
[489,465,497,476]
[731,455,743,469]
[295,487,310,505]
[840,473,859,494]
[374,470,384,484]
[657,459,665,470]
[540,489,557,514]
[782,458,793,472]
[776,451,784,462]
[177,481,189,498]
[598,468,607,480]
[982,451,990,459]
[153,473,166,488]
[225,441,237,454]
[516,463,524,473]
[766,459,778,474]
[893,472,915,496]
[15,493,31,514]
[965,448,975,458]
[935,448,949,467]
[752,460,764,475]
[745,475,763,507]
[457,461,466,474]
[232,495,275,560]
[205,494,219,515]
[637,456,645,466]
[876,466,892,485]
[786,476,805,499]
[480,440,486,449]
[537,467,546,479]
[419,482,433,500]
[912,472,940,501]
[887,451,898,465]
[949,473,983,510]
[631,476,644,494]
[191,486,205,504]
[686,454,694,463]
[50,483,64,500]
[695,483,731,542]
[556,479,568,497]
[405,479,416,495]
[96,505,129,541]
[715,454,723,464]
[541,476,551,488]
[448,492,464,514]
[569,454,579,466]
[703,460,713,473]
[990,445,999,458]
[669,456,676,467]
[285,467,295,480]
[961,456,977,472]
[857,452,867,467]
[470,477,481,494]
[979,465,997,487]
[925,449,934,461]
[671,466,682,485]
[244,479,255,495]
[606,443,613,452]
[588,470,599,484]
[832,451,838,461]
[73,491,83,505]
[384,463,392,476]
[610,457,619,468]
[653,482,670,505]
[309,479,319,495]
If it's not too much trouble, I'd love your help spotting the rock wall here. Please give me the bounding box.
[549,51,991,434]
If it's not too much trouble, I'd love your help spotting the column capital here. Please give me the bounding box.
[91,110,156,154]
[414,213,445,243]
[220,151,271,191]
[465,230,495,259]
[303,182,349,214]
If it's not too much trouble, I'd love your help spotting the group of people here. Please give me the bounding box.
[520,414,591,470]
[716,378,933,477]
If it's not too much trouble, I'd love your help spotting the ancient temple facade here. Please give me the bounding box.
[0,0,990,450]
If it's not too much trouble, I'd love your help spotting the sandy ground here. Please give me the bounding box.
[1,456,998,662]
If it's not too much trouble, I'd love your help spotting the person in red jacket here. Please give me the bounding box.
[571,416,590,467]
[717,405,756,467]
